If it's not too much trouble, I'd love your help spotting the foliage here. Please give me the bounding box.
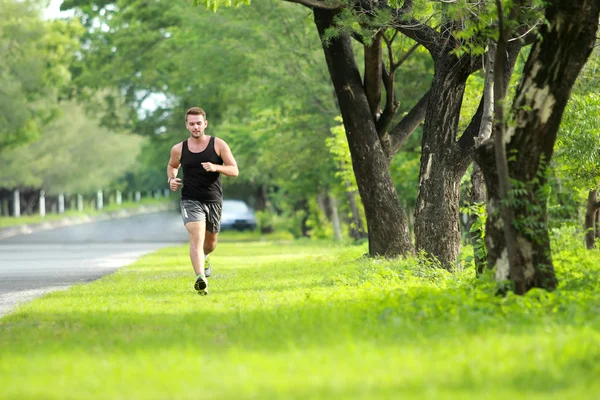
[503,166,552,244]
[305,197,334,239]
[460,201,487,267]
[192,0,251,11]
[1,229,600,398]
[390,139,421,211]
[0,101,145,194]
[554,93,600,195]
[549,52,600,223]
[65,0,342,205]
[326,117,357,191]
[0,0,83,149]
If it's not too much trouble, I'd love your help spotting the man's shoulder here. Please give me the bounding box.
[212,136,229,146]
[171,141,185,151]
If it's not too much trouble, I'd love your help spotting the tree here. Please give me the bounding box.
[477,0,600,294]
[0,101,145,196]
[190,0,532,265]
[0,0,82,150]
[554,93,600,249]
[66,0,407,238]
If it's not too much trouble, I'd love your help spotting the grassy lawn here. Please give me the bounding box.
[1,232,599,399]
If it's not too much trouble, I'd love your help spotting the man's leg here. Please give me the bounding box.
[181,200,209,294]
[203,231,218,278]
[185,221,206,277]
[204,231,218,257]
[203,202,222,278]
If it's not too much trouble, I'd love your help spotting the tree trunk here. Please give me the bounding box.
[345,184,367,241]
[255,184,269,212]
[328,194,343,241]
[414,37,520,270]
[297,198,310,238]
[313,8,414,257]
[414,53,470,268]
[317,193,343,240]
[255,184,274,234]
[479,0,600,294]
[595,205,600,241]
[364,32,382,119]
[585,189,599,249]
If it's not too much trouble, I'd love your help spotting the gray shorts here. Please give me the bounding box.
[180,199,222,233]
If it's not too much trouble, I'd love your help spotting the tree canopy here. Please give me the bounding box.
[0,0,82,150]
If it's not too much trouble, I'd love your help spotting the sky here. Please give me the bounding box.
[43,0,74,19]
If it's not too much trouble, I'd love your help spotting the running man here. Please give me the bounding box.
[167,107,239,295]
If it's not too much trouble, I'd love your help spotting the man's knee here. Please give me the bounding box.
[186,221,205,244]
[204,234,218,252]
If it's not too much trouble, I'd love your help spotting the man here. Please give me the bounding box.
[167,107,239,295]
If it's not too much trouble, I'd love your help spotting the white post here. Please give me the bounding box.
[135,191,141,202]
[39,190,46,217]
[77,194,83,212]
[58,193,65,214]
[96,190,103,210]
[163,189,170,197]
[116,190,122,205]
[13,190,20,217]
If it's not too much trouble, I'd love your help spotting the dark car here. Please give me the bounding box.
[220,200,257,231]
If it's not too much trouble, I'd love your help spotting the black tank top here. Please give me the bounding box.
[180,137,223,203]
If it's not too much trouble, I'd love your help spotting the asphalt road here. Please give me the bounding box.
[0,211,188,317]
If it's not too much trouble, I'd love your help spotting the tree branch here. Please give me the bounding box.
[364,32,383,121]
[393,16,441,56]
[377,38,421,136]
[378,34,397,134]
[283,0,342,10]
[393,41,420,69]
[458,40,522,156]
[385,90,430,156]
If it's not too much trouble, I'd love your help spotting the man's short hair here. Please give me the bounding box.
[185,107,206,121]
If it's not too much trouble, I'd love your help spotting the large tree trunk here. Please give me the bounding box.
[585,189,600,249]
[313,8,414,257]
[414,41,520,269]
[479,0,600,294]
[414,54,469,268]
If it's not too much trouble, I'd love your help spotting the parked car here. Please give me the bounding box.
[220,200,257,231]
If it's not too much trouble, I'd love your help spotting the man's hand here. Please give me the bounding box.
[202,162,219,172]
[169,177,183,191]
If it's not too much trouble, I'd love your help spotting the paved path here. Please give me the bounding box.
[0,211,188,317]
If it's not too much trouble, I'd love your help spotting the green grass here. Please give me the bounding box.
[0,198,174,228]
[1,234,600,399]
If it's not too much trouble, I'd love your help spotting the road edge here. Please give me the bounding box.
[0,202,178,240]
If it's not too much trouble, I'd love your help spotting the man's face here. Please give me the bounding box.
[186,114,207,138]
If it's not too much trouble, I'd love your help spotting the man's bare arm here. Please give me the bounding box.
[167,143,183,191]
[203,138,239,177]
